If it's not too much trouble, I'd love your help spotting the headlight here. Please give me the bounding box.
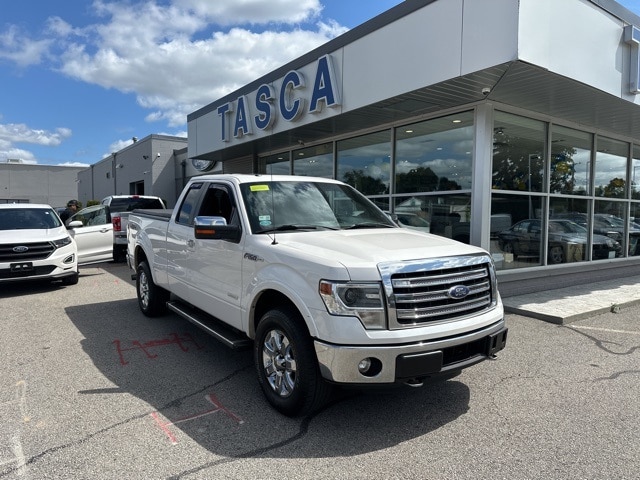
[53,236,73,248]
[319,281,387,329]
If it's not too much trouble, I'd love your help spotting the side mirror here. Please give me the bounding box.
[193,216,241,243]
[67,220,83,229]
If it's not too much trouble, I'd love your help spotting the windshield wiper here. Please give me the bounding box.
[345,222,394,230]
[260,224,338,233]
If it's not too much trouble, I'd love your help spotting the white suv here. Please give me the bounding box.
[0,204,78,285]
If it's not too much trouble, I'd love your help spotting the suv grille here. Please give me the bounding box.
[0,242,56,262]
[379,255,496,329]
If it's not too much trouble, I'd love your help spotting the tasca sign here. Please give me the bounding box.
[216,54,341,142]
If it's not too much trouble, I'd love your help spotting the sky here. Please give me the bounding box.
[1,0,640,168]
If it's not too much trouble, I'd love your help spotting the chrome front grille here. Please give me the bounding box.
[379,255,497,329]
[0,242,55,262]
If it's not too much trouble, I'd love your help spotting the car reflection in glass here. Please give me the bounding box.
[497,219,621,264]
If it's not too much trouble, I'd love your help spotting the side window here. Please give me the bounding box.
[198,184,237,225]
[176,183,203,226]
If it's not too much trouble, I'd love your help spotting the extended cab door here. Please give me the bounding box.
[187,183,244,330]
[165,182,205,303]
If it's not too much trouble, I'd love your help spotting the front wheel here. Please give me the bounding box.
[548,245,565,264]
[136,261,169,317]
[254,307,333,417]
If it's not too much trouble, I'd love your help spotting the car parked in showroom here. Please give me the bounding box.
[497,218,620,264]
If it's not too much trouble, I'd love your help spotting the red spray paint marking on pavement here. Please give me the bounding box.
[150,393,243,444]
[114,332,204,366]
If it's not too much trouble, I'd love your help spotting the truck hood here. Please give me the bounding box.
[275,228,487,267]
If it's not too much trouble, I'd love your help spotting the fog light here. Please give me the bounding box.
[357,357,382,377]
[358,358,372,373]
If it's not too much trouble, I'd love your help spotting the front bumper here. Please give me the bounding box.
[0,255,78,283]
[314,320,507,384]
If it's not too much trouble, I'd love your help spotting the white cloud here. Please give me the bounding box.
[0,122,73,164]
[47,0,346,127]
[0,0,349,163]
[58,161,90,167]
[0,147,37,164]
[173,0,322,25]
[0,25,52,67]
[0,123,72,146]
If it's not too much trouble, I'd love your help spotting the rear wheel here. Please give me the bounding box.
[136,261,169,316]
[254,307,333,417]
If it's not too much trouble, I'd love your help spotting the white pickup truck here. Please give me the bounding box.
[127,174,507,416]
[101,195,165,262]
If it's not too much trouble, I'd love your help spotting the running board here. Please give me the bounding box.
[166,300,252,350]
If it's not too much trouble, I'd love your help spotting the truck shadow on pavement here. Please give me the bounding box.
[65,299,470,466]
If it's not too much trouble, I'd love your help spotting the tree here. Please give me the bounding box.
[342,170,388,195]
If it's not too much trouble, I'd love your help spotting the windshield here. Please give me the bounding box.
[0,208,63,230]
[240,180,396,233]
[550,220,587,234]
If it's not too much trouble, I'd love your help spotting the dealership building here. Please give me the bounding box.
[186,0,640,292]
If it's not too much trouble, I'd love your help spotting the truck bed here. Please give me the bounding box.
[130,208,173,221]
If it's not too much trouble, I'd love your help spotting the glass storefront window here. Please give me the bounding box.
[394,193,471,243]
[550,125,592,195]
[630,202,640,256]
[549,197,590,262]
[292,143,333,178]
[492,112,545,192]
[395,112,473,194]
[337,131,391,195]
[594,200,627,258]
[595,137,628,199]
[632,146,640,200]
[490,193,544,269]
[258,152,290,174]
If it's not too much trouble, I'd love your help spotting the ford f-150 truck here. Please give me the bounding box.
[127,174,507,416]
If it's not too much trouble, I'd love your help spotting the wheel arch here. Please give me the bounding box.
[250,289,313,341]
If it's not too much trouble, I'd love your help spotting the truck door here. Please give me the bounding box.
[187,183,244,330]
[165,182,204,303]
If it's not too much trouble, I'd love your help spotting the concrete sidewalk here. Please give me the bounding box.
[502,274,640,324]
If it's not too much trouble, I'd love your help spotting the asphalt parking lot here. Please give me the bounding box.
[1,262,638,479]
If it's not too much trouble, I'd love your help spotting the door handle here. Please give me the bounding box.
[187,239,195,248]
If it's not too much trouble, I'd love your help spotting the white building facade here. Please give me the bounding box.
[187,0,640,289]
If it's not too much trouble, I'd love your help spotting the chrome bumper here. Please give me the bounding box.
[314,320,507,384]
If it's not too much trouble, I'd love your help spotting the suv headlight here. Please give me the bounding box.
[319,281,387,329]
[53,236,73,248]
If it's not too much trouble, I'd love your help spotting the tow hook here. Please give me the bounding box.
[405,378,424,388]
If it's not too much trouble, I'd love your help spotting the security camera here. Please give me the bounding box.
[156,153,161,158]
[482,87,491,96]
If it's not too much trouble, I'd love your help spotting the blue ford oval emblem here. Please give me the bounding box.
[447,285,470,300]
[13,246,29,253]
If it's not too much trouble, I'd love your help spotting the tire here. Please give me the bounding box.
[136,261,169,317]
[61,272,79,286]
[254,307,333,417]
[548,245,565,264]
